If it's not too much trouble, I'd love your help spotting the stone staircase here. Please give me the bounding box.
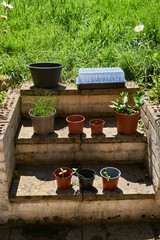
[8,82,157,223]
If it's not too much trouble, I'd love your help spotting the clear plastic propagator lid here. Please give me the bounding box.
[76,67,127,84]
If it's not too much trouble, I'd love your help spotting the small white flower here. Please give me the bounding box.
[134,24,144,32]
[1,1,13,9]
[1,1,7,7]
[6,3,13,9]
[0,15,7,19]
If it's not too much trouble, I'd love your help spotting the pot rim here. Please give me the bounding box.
[89,119,105,125]
[29,108,56,118]
[28,62,65,69]
[54,167,73,179]
[78,168,96,180]
[115,110,141,116]
[100,167,121,180]
[66,115,85,123]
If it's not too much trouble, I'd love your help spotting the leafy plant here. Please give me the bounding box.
[59,168,67,178]
[149,73,160,104]
[103,168,110,182]
[110,91,145,115]
[0,90,7,107]
[32,94,55,117]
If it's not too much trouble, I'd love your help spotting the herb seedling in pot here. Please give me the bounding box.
[59,168,67,178]
[72,168,85,179]
[103,168,110,181]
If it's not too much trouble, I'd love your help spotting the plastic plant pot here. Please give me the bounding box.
[29,109,56,135]
[100,167,121,191]
[78,168,96,190]
[66,115,85,135]
[115,111,141,135]
[89,119,105,135]
[54,167,73,190]
[28,63,64,89]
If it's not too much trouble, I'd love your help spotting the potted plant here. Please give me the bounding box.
[100,167,121,191]
[89,119,105,135]
[28,62,64,89]
[66,115,85,135]
[110,91,145,135]
[73,168,96,190]
[29,95,56,135]
[54,167,73,190]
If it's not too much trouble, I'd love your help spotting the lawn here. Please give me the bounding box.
[0,0,160,85]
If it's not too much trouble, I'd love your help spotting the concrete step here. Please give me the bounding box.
[20,82,139,118]
[15,117,147,165]
[9,164,156,221]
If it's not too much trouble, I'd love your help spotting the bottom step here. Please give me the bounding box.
[9,164,157,222]
[10,164,154,202]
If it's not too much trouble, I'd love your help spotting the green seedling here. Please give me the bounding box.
[59,168,67,178]
[72,168,85,179]
[13,170,20,179]
[103,168,110,181]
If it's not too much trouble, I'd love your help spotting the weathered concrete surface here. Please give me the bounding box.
[20,82,139,118]
[10,164,154,202]
[141,102,160,192]
[15,118,146,165]
[0,89,20,224]
[1,222,159,240]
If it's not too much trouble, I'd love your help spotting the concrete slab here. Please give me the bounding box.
[9,164,155,202]
[16,117,146,144]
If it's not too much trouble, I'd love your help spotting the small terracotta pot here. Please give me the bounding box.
[54,167,73,190]
[66,115,85,134]
[29,109,56,135]
[89,119,105,135]
[115,111,141,135]
[100,167,121,191]
[78,168,96,190]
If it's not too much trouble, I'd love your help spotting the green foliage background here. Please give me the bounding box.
[0,0,160,84]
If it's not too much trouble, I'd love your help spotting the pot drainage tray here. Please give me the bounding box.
[76,67,127,89]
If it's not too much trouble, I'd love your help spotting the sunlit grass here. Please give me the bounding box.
[0,0,160,85]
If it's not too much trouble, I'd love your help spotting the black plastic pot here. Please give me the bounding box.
[28,63,64,89]
[78,168,96,190]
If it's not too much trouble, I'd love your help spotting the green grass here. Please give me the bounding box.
[0,0,160,85]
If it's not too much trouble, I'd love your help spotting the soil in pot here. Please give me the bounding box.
[100,167,121,191]
[78,168,96,190]
[89,119,105,135]
[54,167,73,190]
[28,63,64,89]
[115,111,141,135]
[29,109,56,135]
[66,115,85,135]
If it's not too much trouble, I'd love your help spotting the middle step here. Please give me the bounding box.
[15,117,147,165]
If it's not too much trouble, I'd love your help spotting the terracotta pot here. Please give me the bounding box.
[100,167,121,191]
[115,110,141,135]
[29,109,56,135]
[78,168,96,190]
[54,167,73,190]
[89,119,105,135]
[66,115,85,134]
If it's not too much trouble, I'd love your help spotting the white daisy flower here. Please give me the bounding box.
[1,1,7,7]
[6,3,13,9]
[0,15,7,19]
[134,24,144,32]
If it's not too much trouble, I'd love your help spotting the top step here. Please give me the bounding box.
[20,82,139,118]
